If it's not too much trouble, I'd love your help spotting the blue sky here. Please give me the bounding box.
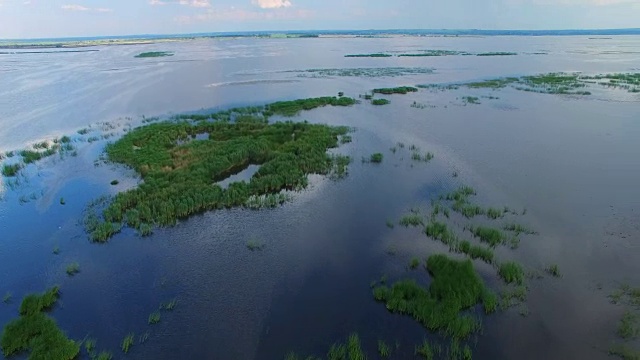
[0,0,639,39]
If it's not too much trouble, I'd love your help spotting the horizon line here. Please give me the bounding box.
[3,27,640,42]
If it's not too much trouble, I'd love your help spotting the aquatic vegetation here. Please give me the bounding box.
[500,285,528,309]
[2,292,11,304]
[609,285,640,306]
[160,298,178,311]
[424,220,458,248]
[148,311,161,325]
[121,333,134,353]
[87,99,353,241]
[293,67,434,78]
[458,240,494,264]
[371,98,390,105]
[139,332,150,344]
[77,128,90,135]
[60,197,66,205]
[409,257,421,270]
[617,311,639,340]
[415,338,437,359]
[321,333,365,360]
[345,53,392,57]
[372,86,419,95]
[110,180,119,185]
[498,262,525,285]
[84,338,96,354]
[20,148,58,164]
[265,96,356,117]
[470,226,506,247]
[412,152,434,162]
[1,286,79,359]
[373,254,496,339]
[65,263,80,276]
[461,96,480,105]
[386,219,395,229]
[2,164,22,177]
[486,208,504,219]
[340,135,352,144]
[96,351,113,360]
[476,52,517,56]
[503,223,538,235]
[134,51,173,58]
[378,339,391,358]
[399,50,471,57]
[399,213,424,227]
[546,264,561,277]
[608,343,640,360]
[246,240,265,251]
[369,153,384,163]
[466,78,519,89]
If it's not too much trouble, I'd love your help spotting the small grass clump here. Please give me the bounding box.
[2,292,11,304]
[498,262,525,285]
[369,153,384,163]
[110,180,119,186]
[503,223,538,235]
[134,51,174,58]
[96,351,113,360]
[372,86,419,95]
[486,207,504,219]
[160,298,178,311]
[373,254,495,339]
[1,286,79,359]
[2,164,22,177]
[409,257,421,270]
[618,311,639,340]
[608,343,640,360]
[415,338,436,359]
[466,77,518,89]
[60,197,66,205]
[399,213,423,227]
[386,219,395,229]
[461,96,480,105]
[52,246,59,256]
[424,220,458,248]
[546,264,561,278]
[246,240,265,251]
[371,98,390,105]
[65,263,80,276]
[458,240,494,264]
[340,135,352,144]
[470,226,506,247]
[148,311,161,325]
[121,333,135,353]
[378,339,391,358]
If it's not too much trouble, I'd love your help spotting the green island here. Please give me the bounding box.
[371,98,390,105]
[134,51,174,58]
[476,52,517,56]
[372,86,419,95]
[0,287,79,360]
[85,96,356,241]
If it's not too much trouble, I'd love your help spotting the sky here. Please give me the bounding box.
[0,0,639,39]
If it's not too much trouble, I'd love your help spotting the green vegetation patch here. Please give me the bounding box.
[372,254,497,339]
[265,96,356,117]
[88,98,354,242]
[466,78,519,89]
[372,86,419,95]
[399,50,471,57]
[2,164,22,177]
[345,53,392,57]
[498,262,525,285]
[294,67,434,78]
[285,333,365,360]
[470,226,506,247]
[1,286,79,359]
[369,153,384,163]
[476,52,517,56]
[134,51,174,58]
[371,98,390,106]
[461,96,480,105]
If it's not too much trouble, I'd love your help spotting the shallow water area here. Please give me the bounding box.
[1,34,640,360]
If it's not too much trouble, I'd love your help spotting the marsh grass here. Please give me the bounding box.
[476,52,517,56]
[372,86,419,95]
[121,333,134,353]
[160,298,178,311]
[96,351,113,360]
[399,213,424,227]
[88,98,354,241]
[345,53,392,58]
[2,292,11,304]
[2,164,22,177]
[461,96,480,105]
[386,219,395,229]
[378,340,391,358]
[608,343,640,360]
[371,99,390,105]
[1,286,79,359]
[135,51,173,58]
[503,223,538,235]
[486,208,504,219]
[373,254,496,339]
[409,257,421,270]
[546,264,561,278]
[84,338,96,354]
[458,241,494,264]
[65,263,80,276]
[498,262,525,285]
[368,153,383,163]
[139,332,150,344]
[415,338,439,359]
[148,311,161,325]
[500,285,528,309]
[340,135,352,144]
[470,226,506,247]
[618,311,640,340]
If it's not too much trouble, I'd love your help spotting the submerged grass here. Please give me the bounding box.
[373,254,496,340]
[400,213,424,227]
[88,97,354,241]
[65,263,80,276]
[1,286,79,359]
[134,51,173,58]
[148,311,161,325]
[121,333,134,353]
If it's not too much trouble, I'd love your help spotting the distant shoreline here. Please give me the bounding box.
[1,29,639,50]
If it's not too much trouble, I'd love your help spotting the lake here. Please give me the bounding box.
[0,35,639,359]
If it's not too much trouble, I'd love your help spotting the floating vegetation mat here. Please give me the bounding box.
[290,67,435,78]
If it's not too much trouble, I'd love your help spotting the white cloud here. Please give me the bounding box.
[150,0,211,7]
[61,4,113,12]
[61,4,90,11]
[252,0,292,9]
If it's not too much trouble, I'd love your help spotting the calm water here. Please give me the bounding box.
[0,35,639,359]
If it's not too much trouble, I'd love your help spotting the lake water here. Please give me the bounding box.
[0,35,639,359]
